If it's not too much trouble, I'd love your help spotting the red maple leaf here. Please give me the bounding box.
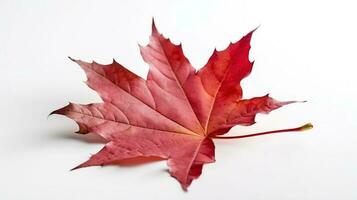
[51,20,312,190]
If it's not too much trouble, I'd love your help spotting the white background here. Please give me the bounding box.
[1,0,356,199]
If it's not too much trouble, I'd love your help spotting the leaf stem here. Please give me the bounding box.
[212,123,313,140]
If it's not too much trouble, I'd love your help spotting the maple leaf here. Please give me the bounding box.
[51,20,312,190]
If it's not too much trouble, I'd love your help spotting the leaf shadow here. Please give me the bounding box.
[50,131,107,144]
[49,131,166,167]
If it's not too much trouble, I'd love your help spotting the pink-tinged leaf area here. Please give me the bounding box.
[52,20,298,190]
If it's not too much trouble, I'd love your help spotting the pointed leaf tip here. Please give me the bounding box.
[243,26,259,42]
[68,56,75,61]
[151,18,159,35]
[252,25,260,32]
[70,165,81,171]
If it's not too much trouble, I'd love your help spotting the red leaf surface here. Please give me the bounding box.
[52,20,310,190]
